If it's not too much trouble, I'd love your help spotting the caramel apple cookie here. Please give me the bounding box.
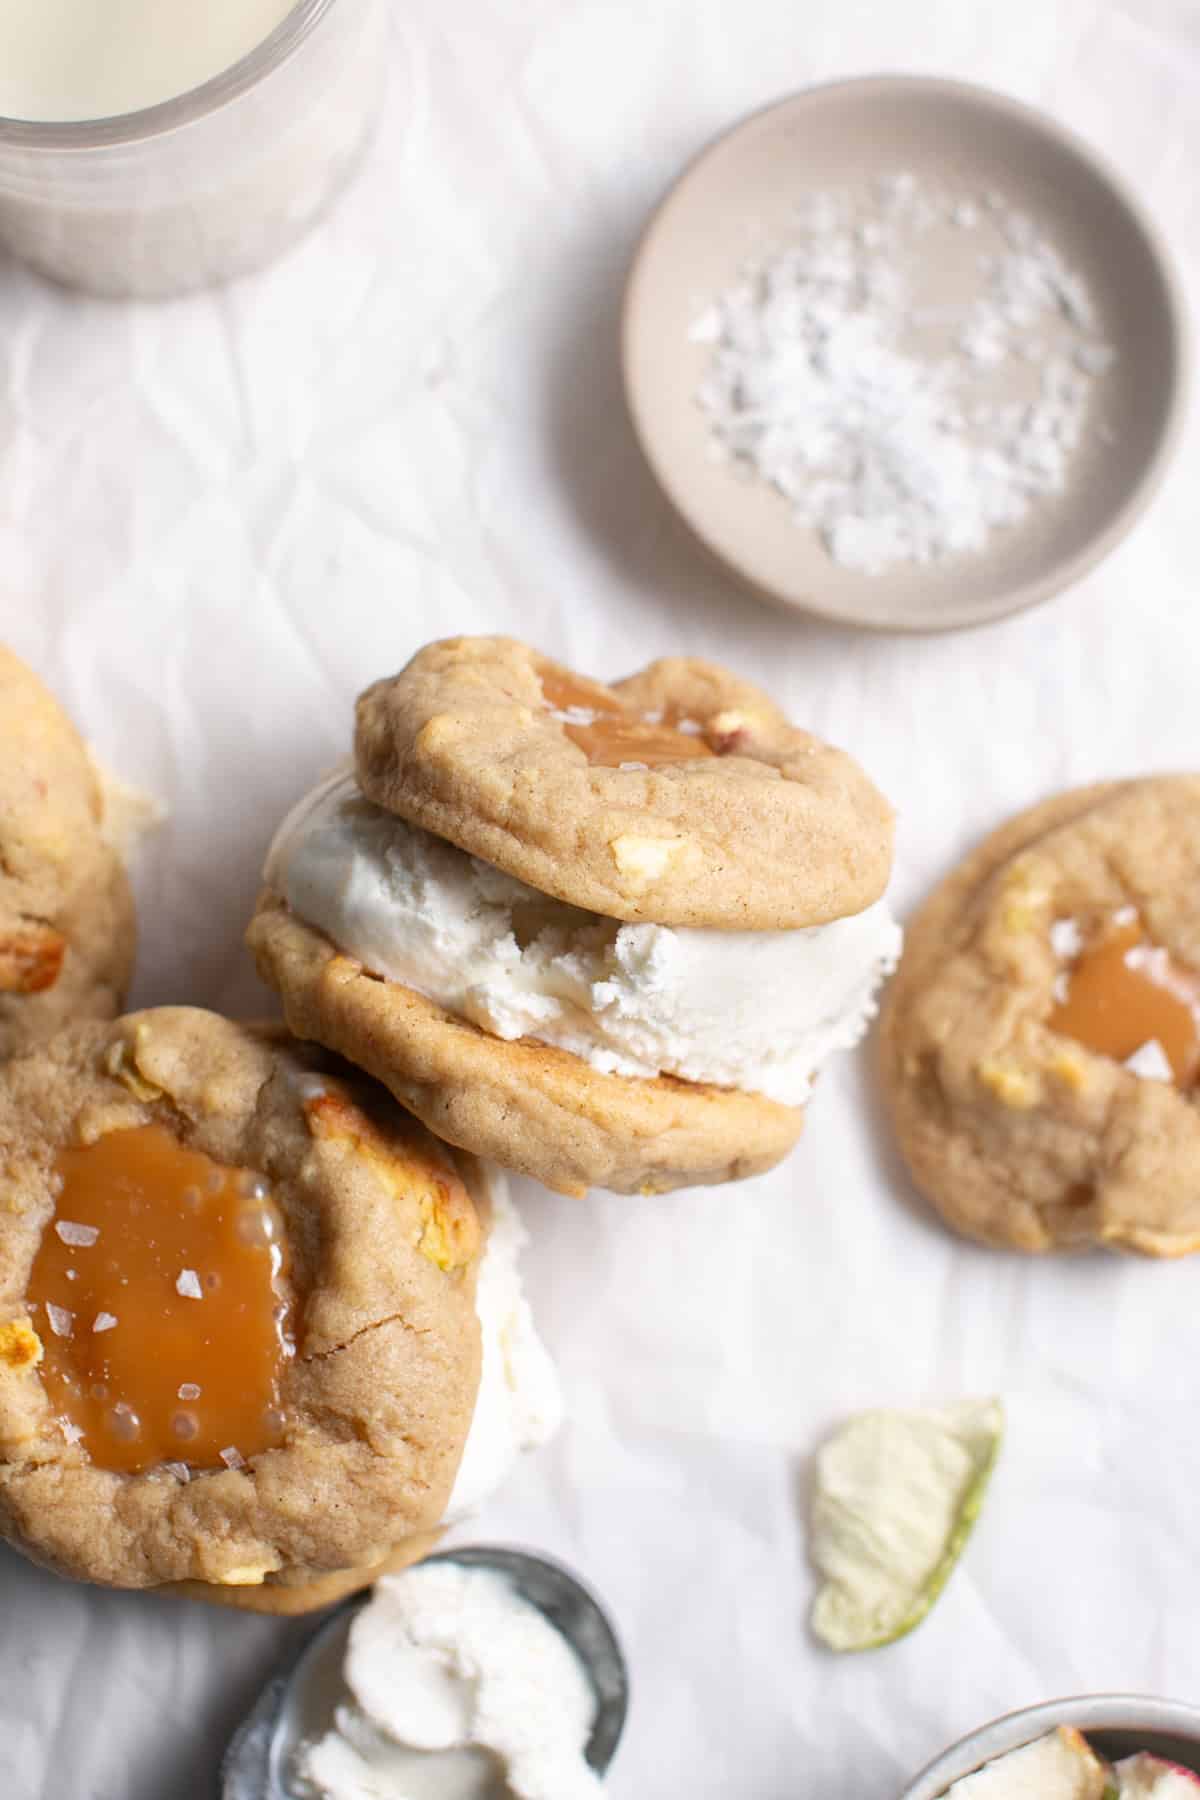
[881,778,1200,1255]
[0,645,136,1061]
[249,638,900,1196]
[355,635,894,928]
[0,1008,556,1611]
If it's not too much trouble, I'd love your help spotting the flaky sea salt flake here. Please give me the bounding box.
[92,1313,118,1334]
[1124,1040,1173,1083]
[46,1304,73,1338]
[176,1269,203,1300]
[1049,919,1084,960]
[220,1446,246,1470]
[55,1221,99,1248]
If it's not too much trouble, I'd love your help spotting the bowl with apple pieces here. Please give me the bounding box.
[900,1697,1200,1800]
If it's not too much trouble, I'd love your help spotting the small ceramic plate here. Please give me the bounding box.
[622,76,1187,632]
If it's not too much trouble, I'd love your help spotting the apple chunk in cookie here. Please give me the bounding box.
[248,637,900,1196]
[0,1008,560,1612]
[882,778,1200,1255]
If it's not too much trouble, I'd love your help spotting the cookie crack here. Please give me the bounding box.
[15,908,56,930]
[301,1309,429,1364]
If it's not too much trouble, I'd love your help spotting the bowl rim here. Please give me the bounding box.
[898,1693,1200,1799]
[621,72,1191,635]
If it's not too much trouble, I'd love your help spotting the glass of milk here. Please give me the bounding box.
[0,0,386,297]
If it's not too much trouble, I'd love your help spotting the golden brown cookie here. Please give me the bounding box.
[355,636,894,929]
[0,646,135,1060]
[881,778,1200,1255]
[0,1008,490,1603]
[247,893,802,1197]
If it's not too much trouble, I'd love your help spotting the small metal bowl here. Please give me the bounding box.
[899,1694,1200,1799]
[221,1546,629,1799]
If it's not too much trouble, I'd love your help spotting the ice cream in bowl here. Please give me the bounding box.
[900,1697,1200,1800]
[221,1546,628,1799]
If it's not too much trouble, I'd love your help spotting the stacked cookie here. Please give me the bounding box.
[250,635,901,1196]
[0,635,899,1611]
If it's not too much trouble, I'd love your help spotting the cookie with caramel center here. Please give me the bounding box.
[881,777,1200,1256]
[354,636,894,929]
[0,1007,490,1606]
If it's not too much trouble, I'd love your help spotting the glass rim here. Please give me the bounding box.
[0,0,336,150]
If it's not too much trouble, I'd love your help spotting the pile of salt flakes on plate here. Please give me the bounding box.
[692,173,1116,575]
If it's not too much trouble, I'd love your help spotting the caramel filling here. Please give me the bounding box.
[0,923,65,994]
[1047,914,1200,1086]
[540,668,714,768]
[28,1124,293,1476]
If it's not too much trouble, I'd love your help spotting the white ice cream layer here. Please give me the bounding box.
[446,1170,562,1523]
[266,768,902,1106]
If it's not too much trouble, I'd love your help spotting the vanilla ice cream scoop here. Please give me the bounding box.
[266,768,901,1107]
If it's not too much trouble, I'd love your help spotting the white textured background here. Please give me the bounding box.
[1,2,1198,1796]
